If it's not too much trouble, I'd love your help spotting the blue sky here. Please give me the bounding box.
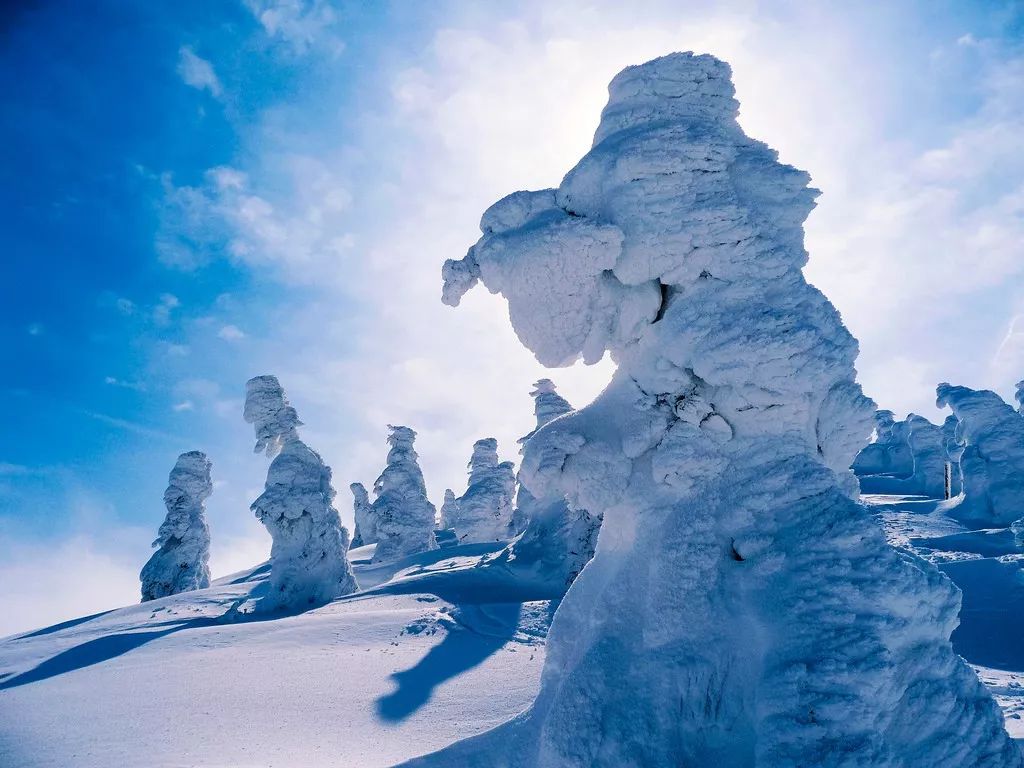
[2,0,1023,636]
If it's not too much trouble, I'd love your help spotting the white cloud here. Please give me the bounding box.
[104,376,147,391]
[172,400,195,412]
[218,324,246,341]
[152,293,181,326]
[176,46,222,97]
[244,0,343,56]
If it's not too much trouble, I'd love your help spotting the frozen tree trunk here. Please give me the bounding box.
[371,425,438,563]
[413,53,1017,767]
[443,438,516,543]
[140,451,213,602]
[349,482,375,549]
[937,383,1024,526]
[245,375,357,610]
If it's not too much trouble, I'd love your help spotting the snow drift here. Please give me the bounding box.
[937,383,1024,526]
[245,375,357,609]
[139,450,213,602]
[419,52,1017,767]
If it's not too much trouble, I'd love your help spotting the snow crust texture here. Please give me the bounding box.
[140,451,212,602]
[371,426,438,563]
[441,438,516,543]
[937,383,1024,526]
[430,52,1018,767]
[855,412,947,498]
[245,375,357,609]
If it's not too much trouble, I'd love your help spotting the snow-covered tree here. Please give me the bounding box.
[349,482,375,549]
[245,375,357,609]
[442,438,515,543]
[423,53,1016,767]
[851,409,909,477]
[853,412,946,498]
[370,425,438,563]
[510,379,574,535]
[1016,379,1024,414]
[937,383,1024,526]
[140,451,213,602]
[943,414,965,497]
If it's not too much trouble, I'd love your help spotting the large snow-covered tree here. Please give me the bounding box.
[441,438,516,543]
[245,375,357,609]
[416,52,1016,767]
[371,425,438,563]
[937,383,1024,526]
[140,451,213,602]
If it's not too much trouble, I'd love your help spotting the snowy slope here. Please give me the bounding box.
[0,545,551,768]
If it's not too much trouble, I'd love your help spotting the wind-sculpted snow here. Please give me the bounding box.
[244,374,302,458]
[245,375,357,609]
[424,52,1017,767]
[943,414,965,497]
[852,410,911,477]
[140,451,212,602]
[350,482,375,549]
[371,426,438,563]
[442,438,516,544]
[1016,380,1024,414]
[937,383,1024,526]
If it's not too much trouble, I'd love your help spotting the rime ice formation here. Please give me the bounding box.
[349,482,375,549]
[937,383,1024,526]
[426,53,1017,767]
[1016,380,1024,414]
[244,374,302,458]
[943,414,966,498]
[140,451,212,602]
[370,426,438,564]
[442,438,516,544]
[245,375,357,609]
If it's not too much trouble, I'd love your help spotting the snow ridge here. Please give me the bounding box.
[423,52,1017,767]
[140,451,213,602]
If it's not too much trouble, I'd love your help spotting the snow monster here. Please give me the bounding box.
[415,53,1018,766]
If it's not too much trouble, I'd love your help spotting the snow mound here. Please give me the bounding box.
[139,450,213,602]
[424,51,1017,766]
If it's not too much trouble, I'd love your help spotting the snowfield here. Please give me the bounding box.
[0,545,552,768]
[1,492,1022,766]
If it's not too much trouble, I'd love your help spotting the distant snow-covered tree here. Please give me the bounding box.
[443,438,516,544]
[245,375,357,609]
[140,451,213,602]
[937,383,1024,526]
[371,425,438,563]
[349,482,375,549]
[1016,379,1024,414]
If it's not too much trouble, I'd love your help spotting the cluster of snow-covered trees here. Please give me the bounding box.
[139,372,591,607]
[853,382,1024,528]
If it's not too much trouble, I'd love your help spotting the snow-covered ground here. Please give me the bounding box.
[0,545,553,768]
[1,493,1021,766]
[870,493,1024,739]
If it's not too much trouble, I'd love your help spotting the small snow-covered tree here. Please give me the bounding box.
[937,382,1024,526]
[510,379,573,535]
[349,482,375,549]
[443,438,516,543]
[438,488,458,530]
[371,425,438,563]
[140,451,213,602]
[245,375,357,609]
